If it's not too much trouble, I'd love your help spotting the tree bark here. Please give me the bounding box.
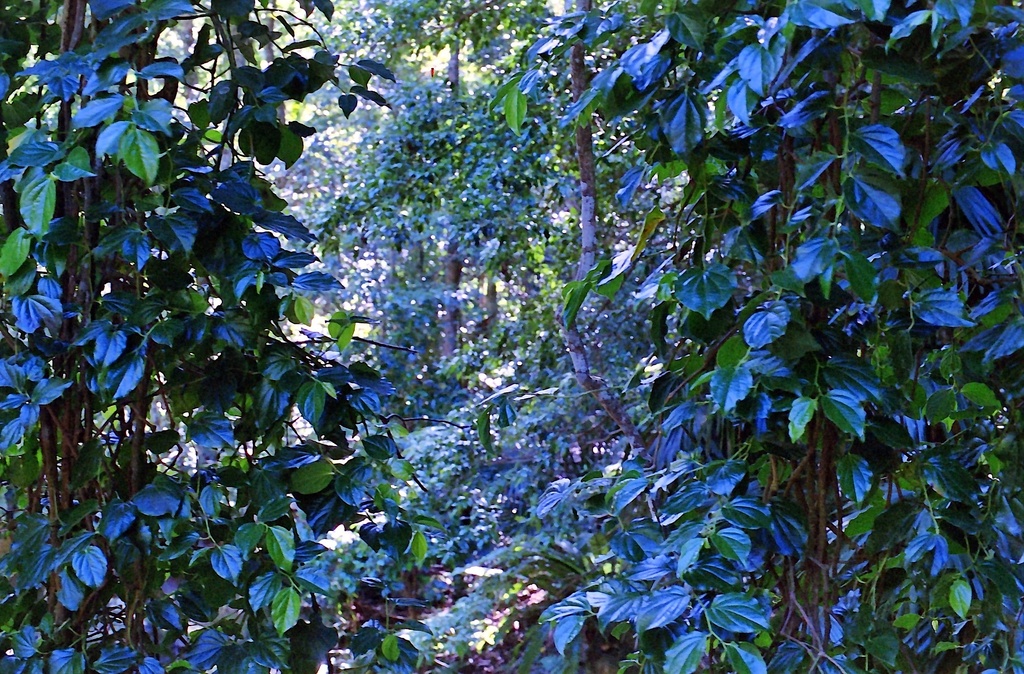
[440,241,463,356]
[562,0,646,455]
[440,37,464,357]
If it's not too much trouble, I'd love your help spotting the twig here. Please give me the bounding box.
[379,414,469,430]
[353,336,417,353]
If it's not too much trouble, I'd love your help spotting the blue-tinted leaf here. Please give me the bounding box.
[821,390,866,439]
[743,302,790,349]
[292,271,340,292]
[661,91,705,156]
[953,187,1001,237]
[837,454,872,504]
[12,295,62,333]
[187,631,229,670]
[705,593,769,632]
[736,44,781,96]
[188,413,234,448]
[791,236,838,282]
[133,481,183,517]
[72,96,124,128]
[89,0,134,20]
[210,545,243,583]
[711,365,754,413]
[789,0,857,27]
[50,649,86,674]
[844,174,901,229]
[726,642,768,674]
[915,288,974,328]
[70,546,107,588]
[93,647,138,674]
[852,124,906,176]
[676,263,736,318]
[249,572,281,611]
[98,500,136,540]
[635,586,689,632]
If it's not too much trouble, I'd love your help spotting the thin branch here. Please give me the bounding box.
[353,335,418,353]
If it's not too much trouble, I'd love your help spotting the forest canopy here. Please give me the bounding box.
[0,0,1023,672]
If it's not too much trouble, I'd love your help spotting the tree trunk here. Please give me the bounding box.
[562,0,646,455]
[440,241,463,356]
[440,38,464,357]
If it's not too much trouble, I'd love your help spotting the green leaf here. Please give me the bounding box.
[893,613,921,630]
[264,525,295,572]
[504,88,527,135]
[842,251,877,302]
[119,127,161,185]
[70,545,107,588]
[0,229,33,277]
[271,587,302,634]
[665,632,707,674]
[788,397,817,442]
[53,147,97,181]
[16,171,56,234]
[949,579,971,619]
[711,364,753,413]
[277,126,304,168]
[676,263,736,319]
[291,295,314,325]
[380,634,400,661]
[961,382,999,409]
[410,530,428,564]
[710,527,751,563]
[725,642,767,674]
[291,458,334,494]
[853,0,892,21]
[705,593,769,633]
[837,454,872,504]
[821,390,865,439]
[235,522,265,555]
[926,387,956,423]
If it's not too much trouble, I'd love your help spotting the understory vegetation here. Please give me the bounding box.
[1,0,1023,672]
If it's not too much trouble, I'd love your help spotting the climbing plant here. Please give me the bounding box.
[508,0,1024,671]
[0,0,422,672]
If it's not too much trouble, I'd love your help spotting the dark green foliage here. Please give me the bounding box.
[0,0,420,671]
[511,0,1024,671]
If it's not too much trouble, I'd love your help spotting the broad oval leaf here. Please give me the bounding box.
[705,593,770,633]
[675,263,736,319]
